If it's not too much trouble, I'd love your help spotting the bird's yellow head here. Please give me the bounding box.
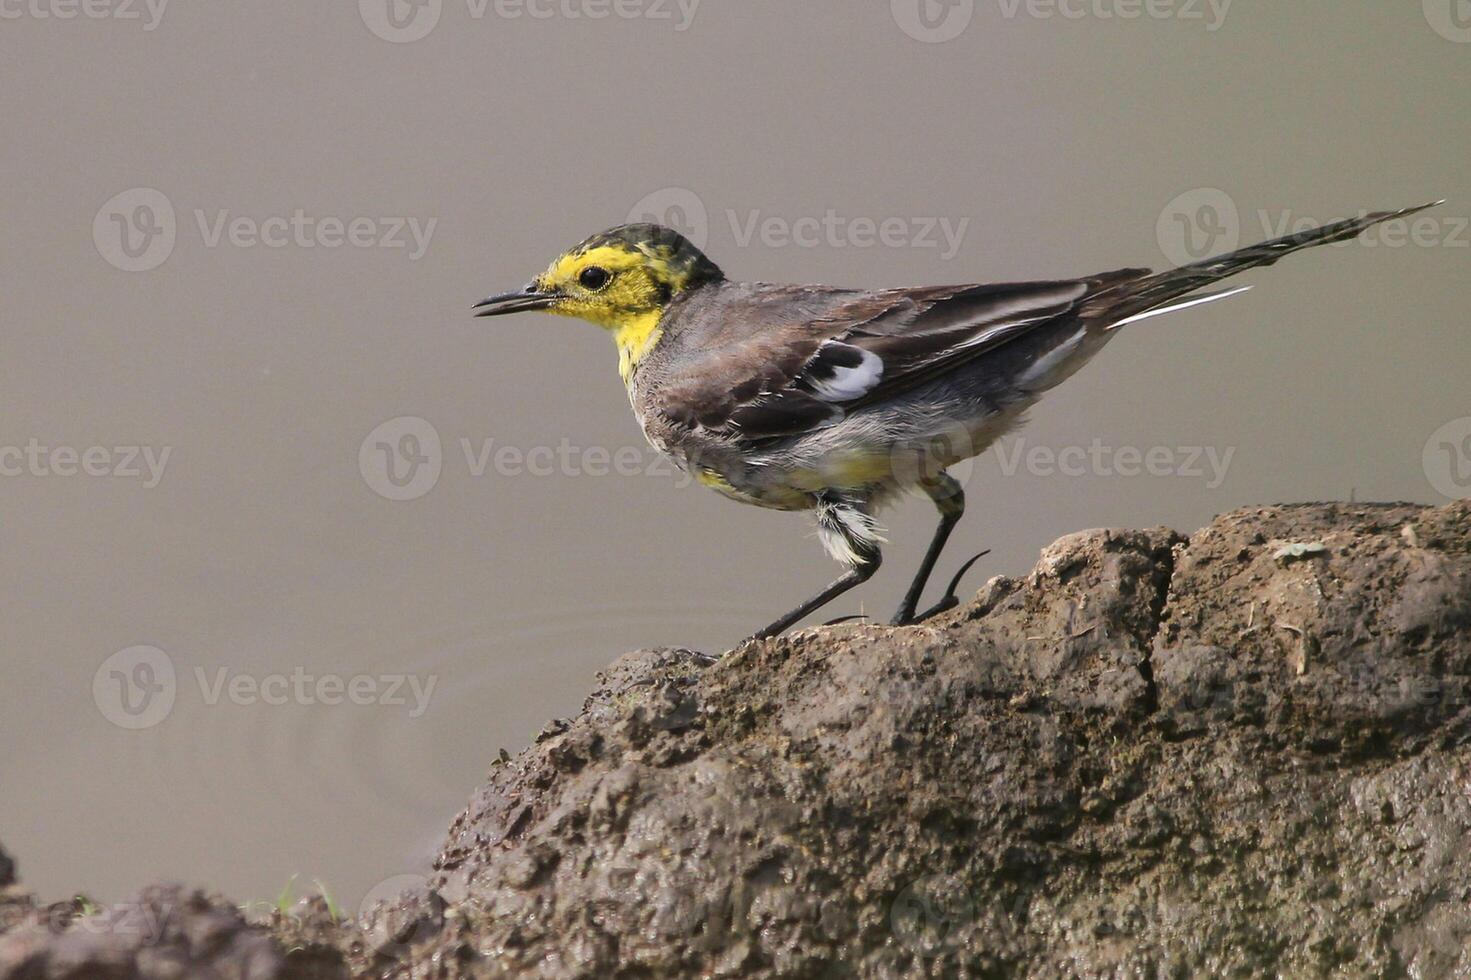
[474,223,723,380]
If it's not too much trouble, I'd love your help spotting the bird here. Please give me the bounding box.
[473,201,1440,642]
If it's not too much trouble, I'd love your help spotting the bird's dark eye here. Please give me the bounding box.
[579,266,611,291]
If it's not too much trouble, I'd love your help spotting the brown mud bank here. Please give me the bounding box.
[4,501,1469,978]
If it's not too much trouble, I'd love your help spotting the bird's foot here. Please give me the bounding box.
[822,614,870,627]
[889,550,991,626]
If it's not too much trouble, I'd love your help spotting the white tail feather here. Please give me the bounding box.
[1108,284,1254,330]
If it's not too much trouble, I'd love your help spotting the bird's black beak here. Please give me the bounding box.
[472,285,558,318]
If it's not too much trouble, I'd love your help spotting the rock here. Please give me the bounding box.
[6,501,1469,977]
[0,883,324,980]
[422,501,1471,978]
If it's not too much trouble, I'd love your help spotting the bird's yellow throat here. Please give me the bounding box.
[612,312,663,383]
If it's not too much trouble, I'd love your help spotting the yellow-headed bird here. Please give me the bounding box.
[474,202,1439,641]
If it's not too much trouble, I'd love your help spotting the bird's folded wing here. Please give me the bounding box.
[665,272,1146,447]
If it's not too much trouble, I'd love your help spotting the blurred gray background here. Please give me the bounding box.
[1,0,1467,909]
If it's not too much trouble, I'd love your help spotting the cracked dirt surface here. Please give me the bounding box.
[4,501,1469,978]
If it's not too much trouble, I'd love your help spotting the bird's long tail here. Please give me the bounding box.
[1091,200,1443,329]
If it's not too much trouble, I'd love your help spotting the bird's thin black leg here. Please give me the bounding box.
[890,472,965,626]
[747,551,882,642]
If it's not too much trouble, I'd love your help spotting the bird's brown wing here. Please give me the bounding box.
[657,203,1444,450]
[658,273,1146,447]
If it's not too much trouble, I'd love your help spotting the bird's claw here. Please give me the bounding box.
[940,549,990,601]
[895,549,991,626]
